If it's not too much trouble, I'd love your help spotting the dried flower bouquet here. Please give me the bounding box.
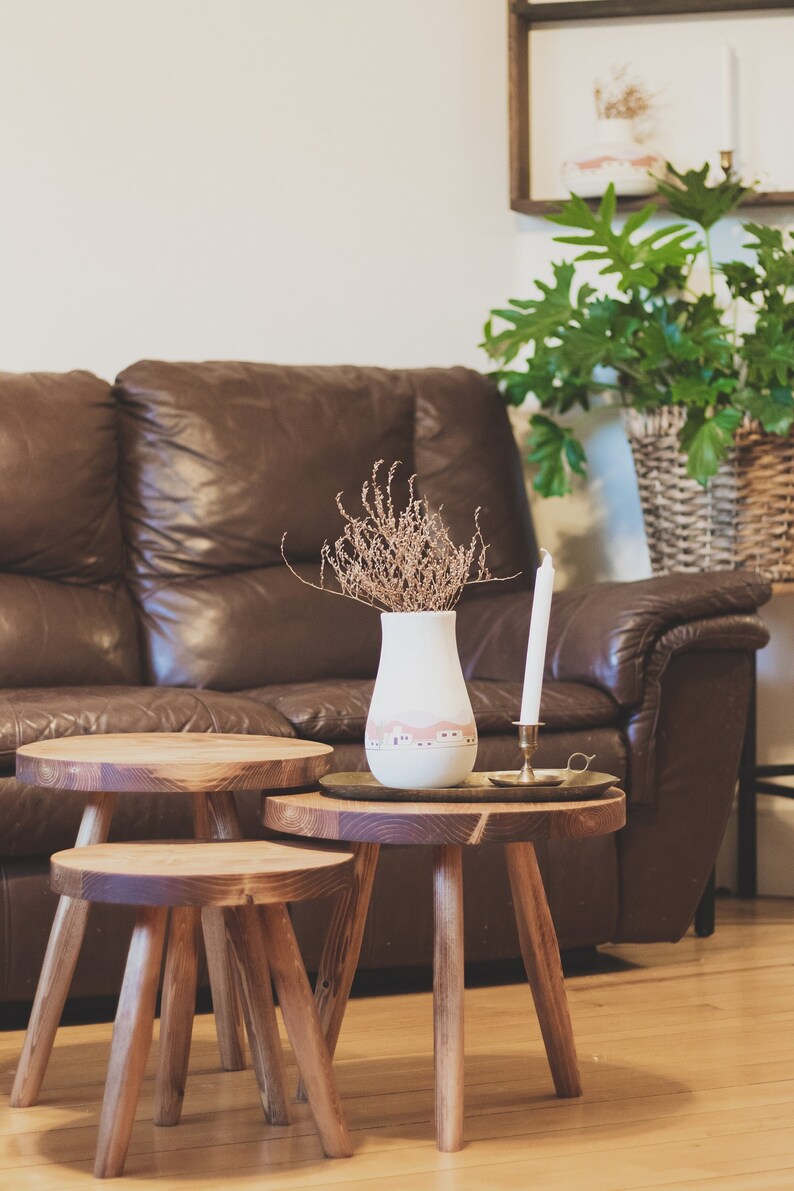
[594,65,654,121]
[282,460,508,612]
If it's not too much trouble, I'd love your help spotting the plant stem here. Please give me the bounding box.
[705,229,715,296]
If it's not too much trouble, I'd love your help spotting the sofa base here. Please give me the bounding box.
[1,831,619,1009]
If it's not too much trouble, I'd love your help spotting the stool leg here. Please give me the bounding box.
[155,906,200,1127]
[260,902,352,1159]
[505,841,581,1099]
[433,844,465,1153]
[95,905,168,1179]
[297,842,380,1103]
[201,910,246,1070]
[222,906,291,1126]
[11,792,116,1107]
[193,792,246,1071]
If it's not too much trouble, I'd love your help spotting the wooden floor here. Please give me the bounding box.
[1,897,793,1190]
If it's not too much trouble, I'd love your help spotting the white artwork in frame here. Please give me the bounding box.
[525,9,794,202]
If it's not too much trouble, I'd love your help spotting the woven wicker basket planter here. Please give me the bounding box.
[624,407,794,584]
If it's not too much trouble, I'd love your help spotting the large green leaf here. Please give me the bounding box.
[656,163,753,230]
[743,315,794,386]
[743,223,785,253]
[742,224,794,309]
[548,186,696,294]
[722,260,760,302]
[740,385,794,434]
[526,414,587,498]
[557,306,618,377]
[481,262,589,364]
[680,406,743,484]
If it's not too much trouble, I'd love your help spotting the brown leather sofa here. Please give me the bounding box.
[0,362,770,1008]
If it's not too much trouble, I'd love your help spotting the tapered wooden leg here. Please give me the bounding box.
[222,906,291,1126]
[154,906,200,1126]
[193,792,246,1071]
[94,906,168,1179]
[200,909,246,1070]
[11,792,116,1108]
[261,902,352,1158]
[505,841,582,1099]
[433,844,465,1153]
[296,842,379,1102]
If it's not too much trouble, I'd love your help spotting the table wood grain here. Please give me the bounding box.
[16,733,333,793]
[51,839,354,907]
[264,787,626,846]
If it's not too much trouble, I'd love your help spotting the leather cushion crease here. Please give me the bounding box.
[243,678,619,742]
[0,370,122,583]
[0,686,295,772]
[0,371,141,689]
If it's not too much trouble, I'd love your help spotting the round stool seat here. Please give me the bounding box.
[17,732,333,793]
[51,840,353,907]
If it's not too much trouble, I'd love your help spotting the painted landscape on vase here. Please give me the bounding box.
[366,709,477,751]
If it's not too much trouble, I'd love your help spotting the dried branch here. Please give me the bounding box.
[281,460,516,613]
[595,65,655,120]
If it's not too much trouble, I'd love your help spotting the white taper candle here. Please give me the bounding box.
[720,43,737,152]
[519,550,555,725]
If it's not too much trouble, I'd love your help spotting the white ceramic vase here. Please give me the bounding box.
[562,117,662,198]
[365,611,478,789]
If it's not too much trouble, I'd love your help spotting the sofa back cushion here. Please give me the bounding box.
[114,361,536,689]
[0,371,141,685]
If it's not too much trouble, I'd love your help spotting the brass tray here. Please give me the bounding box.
[487,769,619,798]
[319,770,619,803]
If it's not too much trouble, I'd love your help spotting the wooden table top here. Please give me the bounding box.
[263,787,626,846]
[50,839,353,906]
[16,733,334,794]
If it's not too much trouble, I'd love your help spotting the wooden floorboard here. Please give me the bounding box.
[0,897,792,1189]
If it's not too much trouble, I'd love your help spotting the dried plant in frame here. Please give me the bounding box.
[281,460,512,613]
[594,64,655,121]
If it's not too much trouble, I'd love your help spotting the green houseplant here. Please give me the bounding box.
[483,165,794,500]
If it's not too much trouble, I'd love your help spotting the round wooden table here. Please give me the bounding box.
[264,781,626,1152]
[11,732,333,1109]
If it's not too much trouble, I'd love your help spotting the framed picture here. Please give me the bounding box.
[509,0,794,212]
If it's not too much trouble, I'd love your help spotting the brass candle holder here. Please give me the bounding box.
[489,722,565,788]
[515,722,543,785]
[488,722,610,794]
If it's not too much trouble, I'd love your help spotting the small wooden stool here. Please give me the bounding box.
[11,733,333,1107]
[51,839,355,1178]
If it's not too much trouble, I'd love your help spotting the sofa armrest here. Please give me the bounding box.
[457,571,771,708]
[624,611,770,805]
[546,571,771,707]
[615,611,768,937]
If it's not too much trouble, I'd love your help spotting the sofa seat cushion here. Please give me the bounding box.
[0,686,295,774]
[241,678,619,743]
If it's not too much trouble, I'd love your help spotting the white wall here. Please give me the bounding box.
[2,1,792,887]
[0,0,515,378]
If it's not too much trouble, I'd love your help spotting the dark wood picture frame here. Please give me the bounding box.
[508,0,794,214]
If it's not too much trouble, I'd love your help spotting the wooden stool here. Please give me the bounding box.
[11,733,333,1107]
[51,838,354,1178]
[265,781,626,1152]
